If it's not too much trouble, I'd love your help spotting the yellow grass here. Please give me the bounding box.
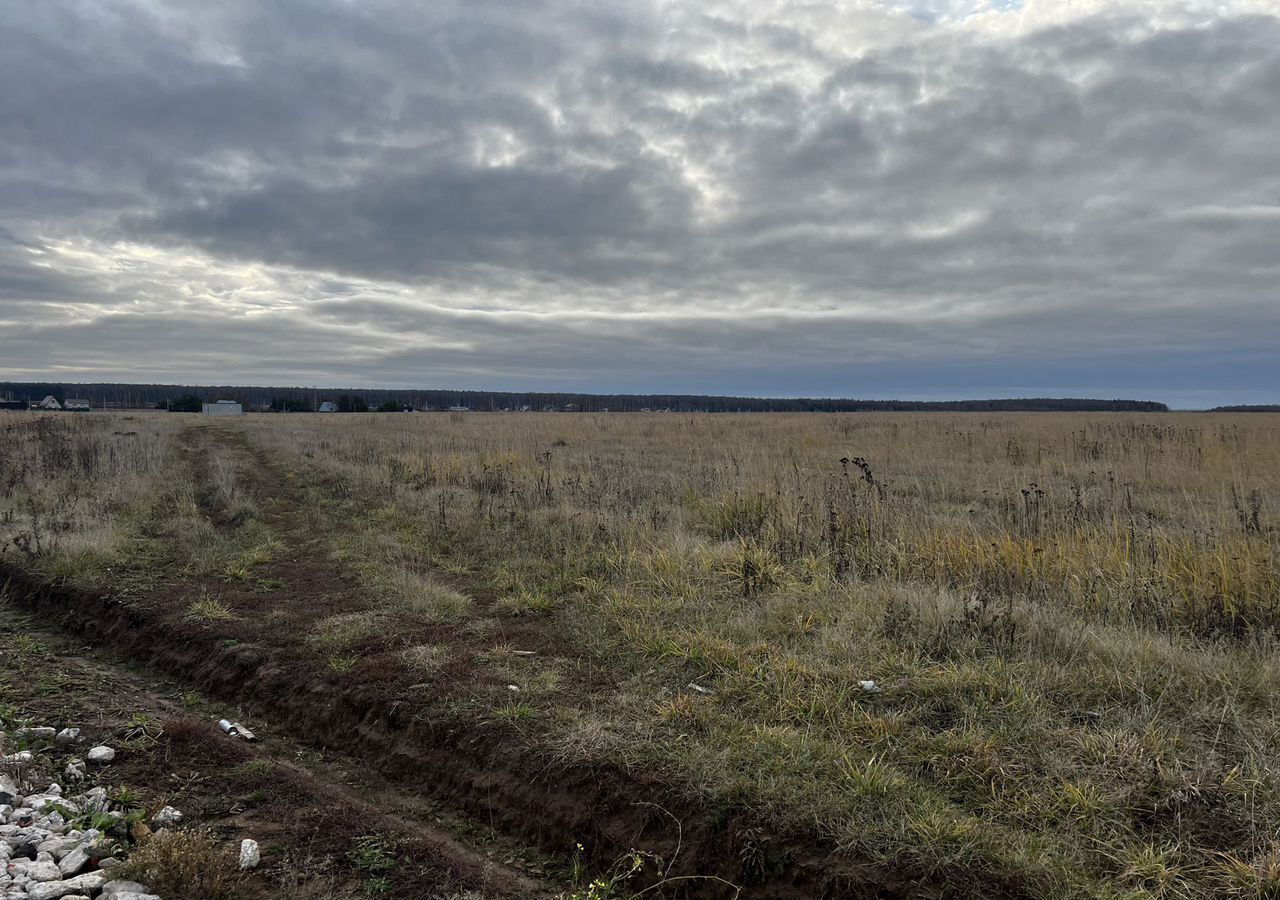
[3,409,1279,898]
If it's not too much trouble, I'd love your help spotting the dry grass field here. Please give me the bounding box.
[3,409,1279,898]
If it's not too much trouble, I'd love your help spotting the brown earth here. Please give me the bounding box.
[2,423,1012,899]
[0,603,548,898]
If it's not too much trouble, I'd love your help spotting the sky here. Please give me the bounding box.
[2,0,1278,408]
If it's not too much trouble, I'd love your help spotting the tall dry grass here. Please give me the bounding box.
[240,410,1280,898]
[4,409,1279,897]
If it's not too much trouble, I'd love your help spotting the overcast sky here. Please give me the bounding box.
[2,0,1278,407]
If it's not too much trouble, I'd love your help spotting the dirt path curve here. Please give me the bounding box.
[0,598,558,898]
[168,422,558,896]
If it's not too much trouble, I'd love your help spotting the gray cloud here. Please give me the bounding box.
[1,1,1278,407]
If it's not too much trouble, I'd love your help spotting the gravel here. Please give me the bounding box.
[1,726,151,899]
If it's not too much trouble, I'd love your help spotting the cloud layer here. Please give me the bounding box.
[2,0,1278,406]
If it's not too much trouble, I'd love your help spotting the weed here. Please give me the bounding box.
[328,654,359,673]
[184,596,235,624]
[115,829,247,900]
[11,635,40,655]
[349,834,400,895]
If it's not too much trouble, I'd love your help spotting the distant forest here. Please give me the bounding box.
[0,382,1171,413]
[1208,405,1280,412]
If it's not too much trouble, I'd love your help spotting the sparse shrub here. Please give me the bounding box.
[115,829,248,900]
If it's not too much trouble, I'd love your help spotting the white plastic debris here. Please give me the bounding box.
[858,680,882,694]
[506,684,520,692]
[238,838,260,870]
[687,682,713,695]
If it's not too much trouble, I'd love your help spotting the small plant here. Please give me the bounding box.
[184,596,235,624]
[11,635,40,655]
[233,758,275,778]
[719,540,785,598]
[112,785,144,810]
[655,693,707,730]
[328,654,359,673]
[492,702,538,722]
[558,845,667,900]
[401,643,448,675]
[349,833,400,895]
[123,712,163,743]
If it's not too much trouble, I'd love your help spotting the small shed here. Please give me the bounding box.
[63,399,91,411]
[202,400,243,417]
[37,396,62,410]
[317,401,338,413]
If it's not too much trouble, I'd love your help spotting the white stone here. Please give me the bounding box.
[54,730,80,745]
[27,872,108,900]
[99,881,151,898]
[151,805,182,826]
[239,837,260,869]
[26,859,62,881]
[80,788,108,814]
[57,846,88,877]
[43,835,81,860]
[85,747,115,764]
[24,795,77,816]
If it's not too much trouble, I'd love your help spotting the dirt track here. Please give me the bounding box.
[2,423,984,900]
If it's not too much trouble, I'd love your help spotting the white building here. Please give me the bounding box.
[202,400,243,417]
[317,401,338,413]
[63,399,91,411]
[37,396,62,410]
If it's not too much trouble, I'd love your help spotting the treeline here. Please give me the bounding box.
[1209,405,1280,412]
[0,382,1170,413]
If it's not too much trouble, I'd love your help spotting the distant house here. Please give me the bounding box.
[202,400,243,417]
[37,396,62,410]
[447,405,470,413]
[317,401,338,413]
[63,399,91,411]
